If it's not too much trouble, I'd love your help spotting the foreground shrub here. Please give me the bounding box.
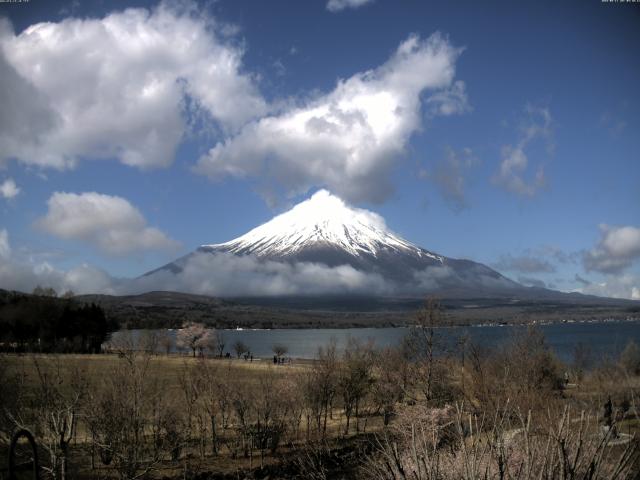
[364,404,638,480]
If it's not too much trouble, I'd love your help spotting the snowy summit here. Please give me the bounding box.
[203,189,443,261]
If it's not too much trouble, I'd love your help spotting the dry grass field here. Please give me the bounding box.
[2,322,640,479]
[0,351,386,479]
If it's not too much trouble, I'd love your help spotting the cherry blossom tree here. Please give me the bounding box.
[176,322,209,357]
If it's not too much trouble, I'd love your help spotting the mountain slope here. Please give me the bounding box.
[203,189,442,261]
[145,190,521,296]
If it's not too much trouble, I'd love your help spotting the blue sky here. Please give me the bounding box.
[0,0,638,298]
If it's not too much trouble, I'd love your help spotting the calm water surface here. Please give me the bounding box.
[112,320,640,362]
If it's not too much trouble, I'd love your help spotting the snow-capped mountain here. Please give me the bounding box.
[202,189,443,262]
[146,190,522,296]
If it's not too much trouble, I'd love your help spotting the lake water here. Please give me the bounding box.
[111,319,640,363]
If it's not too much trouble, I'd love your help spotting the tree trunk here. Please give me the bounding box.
[322,405,329,438]
[345,412,350,436]
[61,454,67,480]
[211,415,218,455]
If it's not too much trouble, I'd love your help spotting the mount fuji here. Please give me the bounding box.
[144,190,524,297]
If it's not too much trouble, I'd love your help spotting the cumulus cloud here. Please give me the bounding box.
[493,253,556,274]
[493,105,552,197]
[576,273,640,301]
[36,192,179,255]
[327,0,375,12]
[132,251,392,297]
[425,146,478,212]
[583,224,640,274]
[195,33,467,203]
[0,229,119,294]
[0,178,19,199]
[0,233,394,297]
[137,252,519,297]
[0,260,118,296]
[0,50,60,164]
[0,2,265,170]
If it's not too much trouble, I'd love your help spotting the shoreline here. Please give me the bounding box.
[123,315,640,332]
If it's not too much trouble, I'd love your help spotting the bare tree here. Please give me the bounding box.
[31,357,87,480]
[87,352,185,479]
[157,330,173,355]
[0,354,26,447]
[466,327,563,416]
[230,379,253,459]
[372,347,408,426]
[281,370,305,440]
[215,330,226,357]
[233,340,249,359]
[196,360,221,455]
[272,343,288,361]
[302,341,338,439]
[139,330,159,355]
[365,404,639,480]
[251,368,289,466]
[178,360,204,454]
[406,297,448,402]
[339,337,373,435]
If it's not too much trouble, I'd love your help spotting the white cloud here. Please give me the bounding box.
[0,228,118,294]
[327,0,375,12]
[493,105,552,197]
[0,178,19,199]
[36,192,179,255]
[0,49,59,164]
[2,260,118,296]
[584,224,640,274]
[0,245,394,297]
[195,33,467,203]
[0,2,265,170]
[576,273,640,301]
[133,251,392,297]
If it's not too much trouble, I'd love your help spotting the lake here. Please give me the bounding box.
[111,319,640,363]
